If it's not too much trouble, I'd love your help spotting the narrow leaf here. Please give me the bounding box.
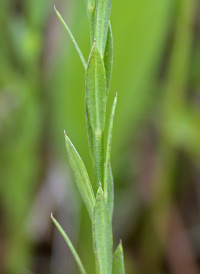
[85,101,94,160]
[51,214,87,274]
[95,0,112,56]
[112,242,125,274]
[86,42,107,134]
[93,186,113,274]
[104,22,113,91]
[104,94,117,208]
[107,163,114,219]
[64,132,95,219]
[54,6,87,70]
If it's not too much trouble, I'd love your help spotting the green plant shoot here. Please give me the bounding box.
[52,1,126,273]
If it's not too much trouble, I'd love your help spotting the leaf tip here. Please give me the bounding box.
[114,93,118,104]
[54,5,57,12]
[51,212,54,219]
[64,132,71,145]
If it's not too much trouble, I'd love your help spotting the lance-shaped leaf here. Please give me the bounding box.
[92,186,113,274]
[104,94,117,211]
[54,6,87,70]
[104,22,113,91]
[107,163,114,219]
[51,214,87,274]
[86,42,107,134]
[112,242,125,274]
[95,0,111,56]
[64,132,95,219]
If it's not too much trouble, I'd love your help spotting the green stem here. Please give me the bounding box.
[93,131,104,194]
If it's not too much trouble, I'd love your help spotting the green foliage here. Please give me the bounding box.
[52,0,126,273]
[51,214,87,274]
[86,42,107,192]
[106,164,114,220]
[104,94,117,218]
[86,42,107,134]
[86,41,107,192]
[92,186,113,274]
[87,0,96,46]
[54,6,87,70]
[113,242,125,274]
[95,0,111,56]
[51,0,199,273]
[64,132,95,220]
[104,23,113,91]
[2,0,198,272]
[86,103,94,160]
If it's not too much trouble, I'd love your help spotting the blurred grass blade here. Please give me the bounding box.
[85,102,94,160]
[54,6,87,70]
[92,186,113,274]
[86,41,107,133]
[64,132,95,219]
[112,242,125,274]
[51,214,87,274]
[104,94,117,207]
[104,22,113,91]
[95,0,111,56]
[107,163,114,219]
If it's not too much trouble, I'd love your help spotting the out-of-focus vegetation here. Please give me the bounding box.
[0,0,200,273]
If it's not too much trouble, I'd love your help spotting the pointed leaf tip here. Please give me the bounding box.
[86,42,107,133]
[104,23,113,91]
[112,242,125,274]
[55,9,87,70]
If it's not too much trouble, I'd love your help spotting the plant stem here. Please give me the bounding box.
[93,132,104,194]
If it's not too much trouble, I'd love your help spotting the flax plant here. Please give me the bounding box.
[51,0,125,273]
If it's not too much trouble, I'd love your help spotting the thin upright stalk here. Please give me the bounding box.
[93,132,104,193]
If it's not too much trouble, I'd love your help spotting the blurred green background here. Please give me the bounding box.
[0,0,200,273]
